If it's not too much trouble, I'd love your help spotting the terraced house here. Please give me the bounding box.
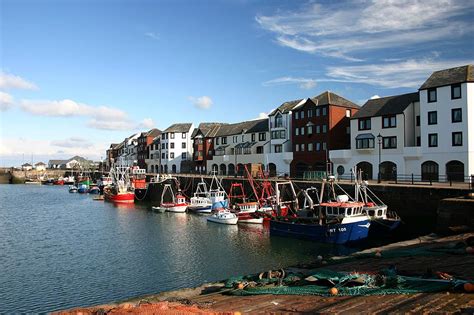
[191,123,226,174]
[160,123,194,173]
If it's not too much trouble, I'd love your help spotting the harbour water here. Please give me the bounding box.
[0,184,358,313]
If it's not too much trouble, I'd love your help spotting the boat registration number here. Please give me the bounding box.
[328,227,346,233]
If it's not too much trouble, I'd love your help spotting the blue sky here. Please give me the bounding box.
[1,0,473,166]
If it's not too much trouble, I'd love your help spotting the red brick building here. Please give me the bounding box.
[191,123,225,174]
[290,91,359,177]
[137,128,161,170]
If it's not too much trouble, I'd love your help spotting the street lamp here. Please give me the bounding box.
[377,133,382,183]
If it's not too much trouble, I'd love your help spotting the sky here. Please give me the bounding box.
[1,0,473,166]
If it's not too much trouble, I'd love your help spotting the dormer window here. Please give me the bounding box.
[275,113,283,128]
[428,88,437,103]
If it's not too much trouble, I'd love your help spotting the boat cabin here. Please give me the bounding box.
[237,202,259,212]
[176,195,186,204]
[320,201,365,218]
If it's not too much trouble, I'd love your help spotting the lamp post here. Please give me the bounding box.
[377,133,382,183]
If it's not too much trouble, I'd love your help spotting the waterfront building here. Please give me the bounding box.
[105,143,119,171]
[21,163,33,171]
[266,99,300,176]
[191,123,226,174]
[34,162,46,171]
[291,91,359,178]
[206,119,269,176]
[137,128,161,170]
[146,136,161,173]
[117,133,140,167]
[330,92,420,180]
[330,64,474,181]
[48,156,95,169]
[160,123,194,173]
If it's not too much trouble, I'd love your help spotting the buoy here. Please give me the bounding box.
[464,283,474,292]
[466,246,474,254]
[329,287,338,295]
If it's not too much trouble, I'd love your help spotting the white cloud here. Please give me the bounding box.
[188,96,213,109]
[51,137,93,148]
[145,32,159,40]
[138,118,155,129]
[256,0,473,60]
[325,58,474,88]
[0,72,38,90]
[263,76,317,89]
[0,92,14,111]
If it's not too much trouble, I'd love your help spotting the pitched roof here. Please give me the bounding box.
[35,162,46,165]
[419,65,473,90]
[22,163,32,166]
[215,119,268,136]
[164,123,193,133]
[352,92,419,119]
[270,91,359,116]
[309,91,359,109]
[48,159,66,164]
[191,122,227,138]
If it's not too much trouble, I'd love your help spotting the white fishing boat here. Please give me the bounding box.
[151,206,166,213]
[160,184,188,213]
[208,173,228,210]
[68,185,78,193]
[207,210,238,225]
[188,179,213,213]
[234,202,264,224]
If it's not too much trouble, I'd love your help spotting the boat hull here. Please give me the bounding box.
[368,218,401,237]
[162,204,187,213]
[269,219,370,245]
[152,206,166,213]
[104,191,135,203]
[207,216,238,225]
[188,205,212,213]
[237,212,264,224]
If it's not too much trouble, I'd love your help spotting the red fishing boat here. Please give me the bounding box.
[104,165,135,204]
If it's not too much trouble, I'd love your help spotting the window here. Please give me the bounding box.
[295,111,299,120]
[216,138,220,145]
[322,125,327,133]
[451,84,461,99]
[416,136,421,146]
[382,115,396,128]
[170,132,175,139]
[295,144,299,152]
[166,143,169,149]
[428,88,437,103]
[359,118,371,130]
[221,137,227,144]
[452,108,462,123]
[295,128,299,136]
[170,152,175,159]
[308,143,313,151]
[162,143,165,149]
[259,132,266,141]
[382,136,397,149]
[428,133,438,147]
[170,143,174,149]
[428,111,437,125]
[300,111,305,119]
[162,153,165,159]
[181,152,187,159]
[337,165,345,175]
[322,107,327,116]
[346,109,351,118]
[275,144,282,153]
[322,142,327,150]
[162,134,166,140]
[182,132,186,139]
[300,127,305,135]
[316,125,320,134]
[301,144,305,152]
[308,109,313,117]
[452,132,462,146]
[256,146,264,154]
[182,142,186,149]
[316,142,321,151]
[316,108,320,116]
[275,114,283,127]
[356,134,375,149]
[307,125,313,135]
[416,116,420,126]
[251,133,255,141]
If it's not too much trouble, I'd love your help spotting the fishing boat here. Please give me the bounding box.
[234,202,265,224]
[97,175,113,187]
[208,173,228,211]
[77,183,89,194]
[68,185,78,193]
[159,184,188,213]
[64,176,75,185]
[103,166,135,203]
[207,209,238,225]
[151,205,166,213]
[88,185,100,194]
[269,177,371,245]
[352,168,401,237]
[53,178,65,185]
[187,179,213,214]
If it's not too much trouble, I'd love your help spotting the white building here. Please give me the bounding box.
[330,92,420,180]
[207,119,269,176]
[160,123,194,173]
[145,136,161,173]
[266,99,300,176]
[117,133,140,167]
[34,162,47,171]
[21,163,33,171]
[330,64,474,181]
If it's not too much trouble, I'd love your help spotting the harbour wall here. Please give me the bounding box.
[143,175,473,236]
[0,169,68,184]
